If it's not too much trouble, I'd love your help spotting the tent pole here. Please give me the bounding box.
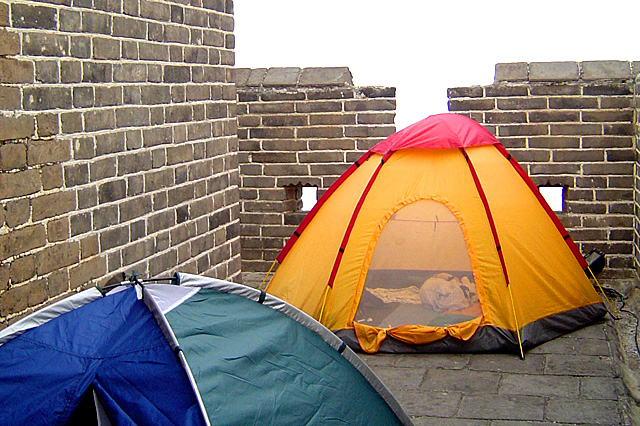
[587,265,619,318]
[326,153,392,289]
[462,148,525,359]
[494,143,588,270]
[141,286,213,426]
[507,285,525,359]
[276,151,374,264]
[318,285,331,324]
[258,259,278,291]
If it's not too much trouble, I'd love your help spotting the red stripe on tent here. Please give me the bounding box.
[326,152,392,288]
[461,148,511,285]
[493,144,588,269]
[276,151,374,263]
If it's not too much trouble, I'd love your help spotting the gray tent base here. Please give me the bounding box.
[336,302,608,354]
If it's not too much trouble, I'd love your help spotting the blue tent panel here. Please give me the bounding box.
[0,288,205,426]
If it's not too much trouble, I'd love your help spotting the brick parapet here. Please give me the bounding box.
[449,60,638,278]
[236,67,395,275]
[495,61,640,83]
[235,67,354,87]
[0,0,240,327]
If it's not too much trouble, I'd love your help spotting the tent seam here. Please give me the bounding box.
[10,336,170,360]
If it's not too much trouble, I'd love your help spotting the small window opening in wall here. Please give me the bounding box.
[301,186,318,212]
[538,186,564,212]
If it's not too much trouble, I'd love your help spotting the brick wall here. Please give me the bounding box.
[449,60,639,279]
[236,67,395,283]
[0,0,240,327]
[634,72,640,278]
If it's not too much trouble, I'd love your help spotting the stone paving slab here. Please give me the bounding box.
[421,369,501,394]
[458,394,546,421]
[544,354,615,377]
[467,353,546,374]
[397,390,463,417]
[545,398,622,425]
[581,376,624,400]
[361,318,631,425]
[498,373,579,398]
[394,353,472,370]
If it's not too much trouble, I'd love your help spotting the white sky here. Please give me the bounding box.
[234,1,639,130]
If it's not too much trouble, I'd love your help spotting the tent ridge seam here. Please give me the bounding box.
[13,335,170,360]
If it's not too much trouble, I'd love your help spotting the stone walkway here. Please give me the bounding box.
[361,318,631,425]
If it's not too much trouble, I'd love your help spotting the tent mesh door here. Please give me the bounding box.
[355,200,481,328]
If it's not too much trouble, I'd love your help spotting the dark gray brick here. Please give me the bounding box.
[93,37,120,60]
[93,205,118,230]
[164,65,191,83]
[70,35,91,58]
[170,5,183,23]
[61,60,82,83]
[93,0,121,12]
[59,9,81,31]
[73,87,94,108]
[81,11,111,34]
[83,62,112,83]
[114,63,147,82]
[95,86,122,107]
[84,109,115,132]
[12,3,57,29]
[23,32,68,57]
[23,87,72,110]
[34,60,58,84]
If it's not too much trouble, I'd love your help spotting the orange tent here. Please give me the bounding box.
[266,114,606,354]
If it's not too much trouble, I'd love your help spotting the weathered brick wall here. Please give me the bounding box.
[449,60,638,279]
[0,0,240,327]
[236,67,395,282]
[634,73,640,279]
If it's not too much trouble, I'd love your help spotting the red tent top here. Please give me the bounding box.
[370,113,499,154]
